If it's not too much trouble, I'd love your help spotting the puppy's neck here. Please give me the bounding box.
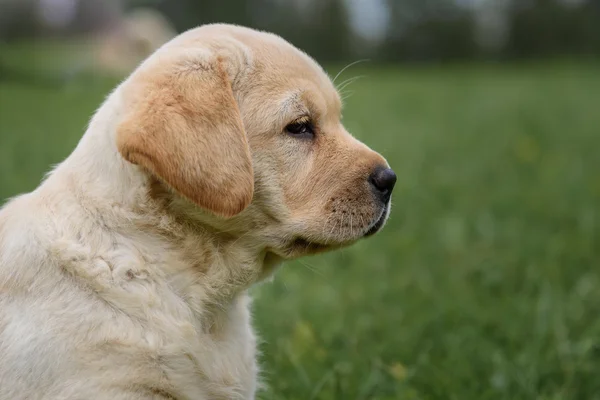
[46,87,271,319]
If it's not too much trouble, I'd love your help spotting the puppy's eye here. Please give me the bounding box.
[285,120,315,139]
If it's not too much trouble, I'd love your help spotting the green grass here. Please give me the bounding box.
[1,62,600,399]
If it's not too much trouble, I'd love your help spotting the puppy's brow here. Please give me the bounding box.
[280,91,304,112]
[279,91,311,123]
[280,89,339,122]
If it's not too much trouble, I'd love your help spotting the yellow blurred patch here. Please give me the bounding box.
[293,320,316,344]
[315,346,327,361]
[388,362,407,381]
[513,135,540,163]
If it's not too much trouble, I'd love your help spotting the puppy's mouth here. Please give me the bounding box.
[288,204,390,256]
[365,204,389,237]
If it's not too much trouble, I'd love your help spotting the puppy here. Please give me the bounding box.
[0,24,396,399]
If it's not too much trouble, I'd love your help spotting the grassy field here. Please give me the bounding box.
[1,62,600,399]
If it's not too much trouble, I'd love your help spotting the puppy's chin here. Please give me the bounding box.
[274,239,338,259]
[286,237,345,257]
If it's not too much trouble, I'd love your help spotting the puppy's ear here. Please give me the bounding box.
[116,52,253,217]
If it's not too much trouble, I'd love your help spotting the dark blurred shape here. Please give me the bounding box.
[508,0,600,58]
[381,0,478,62]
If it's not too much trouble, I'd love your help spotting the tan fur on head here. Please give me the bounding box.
[0,24,393,399]
[117,50,253,217]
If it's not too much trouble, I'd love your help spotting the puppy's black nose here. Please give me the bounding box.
[369,166,396,202]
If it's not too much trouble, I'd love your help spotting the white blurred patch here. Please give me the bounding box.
[346,0,390,43]
[37,0,78,29]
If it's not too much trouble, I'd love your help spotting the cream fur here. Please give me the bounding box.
[0,24,392,399]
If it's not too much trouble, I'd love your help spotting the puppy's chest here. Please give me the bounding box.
[143,293,258,399]
[104,273,258,399]
[54,239,258,398]
[141,293,258,400]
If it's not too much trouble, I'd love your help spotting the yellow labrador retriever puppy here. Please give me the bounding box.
[0,24,396,399]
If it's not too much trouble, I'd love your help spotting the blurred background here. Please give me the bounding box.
[1,1,599,399]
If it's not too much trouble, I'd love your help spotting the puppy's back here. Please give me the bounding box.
[0,195,64,399]
[0,193,103,399]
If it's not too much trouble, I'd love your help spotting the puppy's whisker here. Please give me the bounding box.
[229,230,254,247]
[321,215,333,245]
[332,59,370,84]
[280,276,290,293]
[340,91,355,102]
[336,75,366,93]
[298,259,324,277]
[338,214,347,240]
[337,74,364,88]
[350,214,354,237]
[327,216,341,242]
[327,215,340,244]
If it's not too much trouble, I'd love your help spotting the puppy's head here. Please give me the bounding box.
[117,24,395,260]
